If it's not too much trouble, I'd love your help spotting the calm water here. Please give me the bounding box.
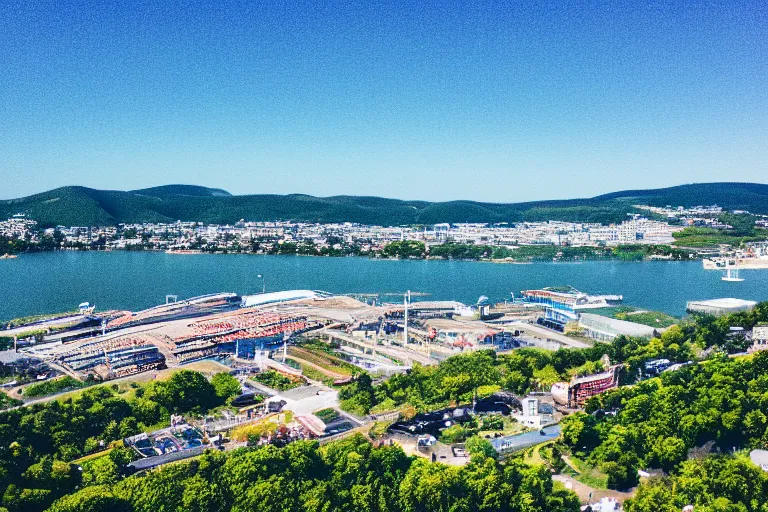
[1,252,767,321]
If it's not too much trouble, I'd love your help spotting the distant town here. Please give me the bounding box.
[3,204,767,261]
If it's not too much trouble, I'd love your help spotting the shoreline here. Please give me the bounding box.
[10,247,699,264]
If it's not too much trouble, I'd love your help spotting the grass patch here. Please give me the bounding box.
[563,452,609,489]
[589,306,678,328]
[300,365,333,384]
[22,376,86,398]
[286,357,339,385]
[230,415,280,442]
[672,227,768,248]
[0,392,22,410]
[477,414,525,437]
[2,310,79,329]
[289,344,358,376]
[368,420,394,439]
[251,370,303,391]
[73,447,115,464]
[314,408,340,424]
[523,443,548,466]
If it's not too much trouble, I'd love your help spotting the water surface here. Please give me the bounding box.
[1,252,767,321]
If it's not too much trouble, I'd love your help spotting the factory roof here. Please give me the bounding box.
[241,290,319,307]
[579,313,659,338]
[0,351,32,364]
[687,298,758,309]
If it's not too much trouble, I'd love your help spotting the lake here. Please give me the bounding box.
[1,251,767,321]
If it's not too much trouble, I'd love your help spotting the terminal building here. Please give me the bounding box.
[519,288,624,334]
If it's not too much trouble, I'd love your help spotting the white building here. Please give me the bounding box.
[512,397,554,428]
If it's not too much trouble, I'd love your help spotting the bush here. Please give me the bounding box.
[211,373,242,403]
[314,408,340,424]
[465,436,497,460]
[440,424,470,444]
[252,370,303,391]
[145,370,218,412]
[481,414,504,431]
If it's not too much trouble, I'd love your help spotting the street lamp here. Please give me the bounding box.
[257,274,265,294]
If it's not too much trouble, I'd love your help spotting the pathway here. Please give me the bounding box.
[552,475,635,505]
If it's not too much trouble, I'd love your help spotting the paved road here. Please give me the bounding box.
[552,474,635,505]
[509,322,590,348]
[3,314,91,337]
[491,424,562,453]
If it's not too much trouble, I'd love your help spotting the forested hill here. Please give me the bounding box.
[1,182,767,227]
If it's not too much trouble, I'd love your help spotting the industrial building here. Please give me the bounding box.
[686,298,757,316]
[578,313,660,341]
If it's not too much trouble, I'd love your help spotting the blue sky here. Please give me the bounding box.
[1,1,766,201]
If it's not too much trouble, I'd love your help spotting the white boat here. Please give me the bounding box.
[722,267,744,282]
[78,302,96,314]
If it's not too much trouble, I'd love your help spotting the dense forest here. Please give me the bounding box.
[3,182,768,227]
[561,351,768,494]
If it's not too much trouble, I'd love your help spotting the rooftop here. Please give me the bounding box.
[688,298,758,308]
[579,313,659,338]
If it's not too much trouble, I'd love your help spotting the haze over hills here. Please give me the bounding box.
[1,183,767,228]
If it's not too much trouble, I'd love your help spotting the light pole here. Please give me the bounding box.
[257,274,265,294]
[403,290,410,344]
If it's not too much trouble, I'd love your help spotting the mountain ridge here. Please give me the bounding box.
[2,182,767,227]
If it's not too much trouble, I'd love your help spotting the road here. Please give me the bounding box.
[2,314,91,337]
[491,424,562,453]
[508,322,590,348]
[321,329,436,366]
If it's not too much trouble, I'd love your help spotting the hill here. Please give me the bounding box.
[1,182,767,227]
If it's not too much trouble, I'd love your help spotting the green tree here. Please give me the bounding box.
[211,373,242,403]
[465,436,497,461]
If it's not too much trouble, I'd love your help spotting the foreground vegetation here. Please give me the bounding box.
[1,302,768,510]
[560,350,768,494]
[45,434,579,512]
[0,370,241,512]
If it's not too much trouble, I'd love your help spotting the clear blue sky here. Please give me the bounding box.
[1,1,766,201]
